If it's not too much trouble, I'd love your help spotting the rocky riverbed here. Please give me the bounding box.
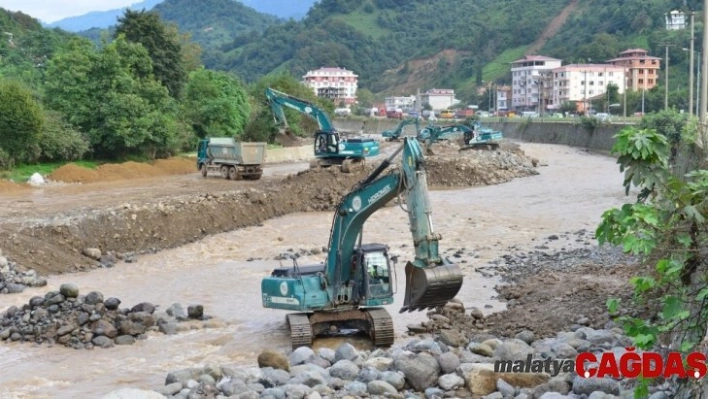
[103,233,677,399]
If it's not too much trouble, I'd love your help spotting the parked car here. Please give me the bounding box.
[594,113,611,122]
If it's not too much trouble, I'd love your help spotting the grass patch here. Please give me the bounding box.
[333,11,388,39]
[0,160,97,183]
[482,46,528,82]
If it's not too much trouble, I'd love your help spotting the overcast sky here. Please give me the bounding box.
[1,0,139,23]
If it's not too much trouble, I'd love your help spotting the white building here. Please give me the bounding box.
[666,10,686,30]
[302,67,358,105]
[420,89,455,111]
[384,96,416,111]
[495,85,511,112]
[551,64,627,113]
[510,55,562,112]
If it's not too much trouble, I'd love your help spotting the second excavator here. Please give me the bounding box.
[265,87,379,173]
[381,118,421,142]
[261,137,464,348]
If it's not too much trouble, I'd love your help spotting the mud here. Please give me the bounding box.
[0,145,538,277]
[0,180,30,192]
[47,157,196,184]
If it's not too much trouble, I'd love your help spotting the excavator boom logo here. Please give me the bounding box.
[368,184,392,205]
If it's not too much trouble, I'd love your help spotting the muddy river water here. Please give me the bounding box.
[0,143,631,398]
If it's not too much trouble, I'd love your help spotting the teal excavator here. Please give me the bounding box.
[418,123,502,154]
[381,118,421,142]
[265,87,380,173]
[261,137,464,348]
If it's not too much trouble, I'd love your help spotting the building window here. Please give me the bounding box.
[648,79,654,84]
[639,79,644,84]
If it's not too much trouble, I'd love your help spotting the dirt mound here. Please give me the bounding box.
[47,164,100,184]
[48,157,196,184]
[0,179,31,193]
[425,143,539,187]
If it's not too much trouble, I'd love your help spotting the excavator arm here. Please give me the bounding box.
[264,87,336,133]
[324,137,463,313]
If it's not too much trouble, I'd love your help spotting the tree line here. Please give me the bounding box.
[0,9,331,169]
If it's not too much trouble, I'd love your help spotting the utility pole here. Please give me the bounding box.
[665,44,670,110]
[702,0,708,126]
[689,11,695,117]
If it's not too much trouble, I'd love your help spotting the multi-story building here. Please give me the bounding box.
[666,10,686,30]
[510,55,562,112]
[495,85,512,113]
[384,96,416,111]
[302,67,358,105]
[606,49,661,91]
[551,64,627,113]
[420,88,456,111]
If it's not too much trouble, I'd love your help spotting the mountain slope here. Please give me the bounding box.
[151,0,280,49]
[46,0,162,31]
[241,0,317,20]
[208,0,688,101]
[47,0,317,32]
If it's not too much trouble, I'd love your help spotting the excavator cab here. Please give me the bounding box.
[361,245,394,303]
[314,131,340,156]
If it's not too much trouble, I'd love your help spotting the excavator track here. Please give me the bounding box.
[286,313,313,349]
[366,308,394,347]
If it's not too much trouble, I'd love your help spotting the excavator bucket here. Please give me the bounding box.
[400,261,463,313]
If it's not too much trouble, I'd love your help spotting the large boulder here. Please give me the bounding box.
[458,363,550,395]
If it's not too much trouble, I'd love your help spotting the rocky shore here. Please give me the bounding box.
[0,284,220,349]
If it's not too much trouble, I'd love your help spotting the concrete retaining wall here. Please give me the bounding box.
[334,118,630,154]
[487,121,628,154]
[264,145,314,164]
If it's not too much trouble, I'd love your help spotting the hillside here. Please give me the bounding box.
[47,0,316,33]
[0,9,76,90]
[45,0,162,31]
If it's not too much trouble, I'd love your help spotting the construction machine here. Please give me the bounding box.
[459,122,503,151]
[417,124,474,155]
[261,137,464,348]
[381,118,421,142]
[265,88,380,173]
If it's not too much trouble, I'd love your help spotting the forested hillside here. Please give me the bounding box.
[210,0,693,101]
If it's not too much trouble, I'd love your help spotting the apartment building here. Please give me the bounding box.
[510,55,562,112]
[420,88,456,110]
[384,96,416,111]
[495,85,512,113]
[666,10,686,30]
[551,64,627,113]
[607,49,661,91]
[302,67,358,105]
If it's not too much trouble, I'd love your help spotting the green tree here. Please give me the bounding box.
[245,72,333,142]
[182,68,250,139]
[115,9,187,98]
[597,122,708,398]
[44,36,179,159]
[0,79,43,167]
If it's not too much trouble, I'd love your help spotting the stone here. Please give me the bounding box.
[329,360,360,381]
[290,346,315,366]
[439,329,468,347]
[468,342,494,357]
[438,373,465,390]
[469,307,484,319]
[367,380,398,395]
[187,304,204,319]
[493,339,534,362]
[437,351,461,374]
[515,330,535,344]
[104,297,121,310]
[496,378,516,397]
[59,283,79,298]
[167,303,188,320]
[334,342,358,362]
[92,336,114,348]
[572,377,620,395]
[258,349,290,372]
[114,335,136,345]
[393,352,440,391]
[131,302,157,314]
[82,248,102,261]
[84,291,104,305]
[457,363,550,396]
[100,388,164,399]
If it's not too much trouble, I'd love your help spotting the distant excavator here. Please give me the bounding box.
[418,123,503,154]
[265,87,380,173]
[261,137,464,348]
[381,118,421,142]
